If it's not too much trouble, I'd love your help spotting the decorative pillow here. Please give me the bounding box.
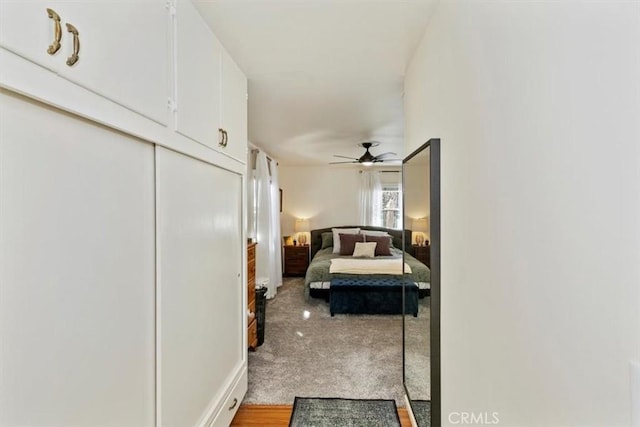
[332,228,360,254]
[339,233,364,256]
[320,232,333,249]
[362,230,396,248]
[363,235,393,256]
[352,242,377,258]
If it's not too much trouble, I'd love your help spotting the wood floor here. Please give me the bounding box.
[230,404,413,426]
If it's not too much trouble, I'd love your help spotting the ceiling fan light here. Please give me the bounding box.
[330,141,389,166]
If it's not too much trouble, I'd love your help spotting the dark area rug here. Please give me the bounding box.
[411,400,431,426]
[289,397,401,427]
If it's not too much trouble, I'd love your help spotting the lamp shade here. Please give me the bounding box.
[295,219,310,233]
[412,218,428,233]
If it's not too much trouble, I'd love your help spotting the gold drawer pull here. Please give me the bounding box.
[228,398,238,410]
[65,23,80,66]
[46,8,62,55]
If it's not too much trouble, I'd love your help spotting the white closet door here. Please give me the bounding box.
[156,147,243,427]
[0,90,156,426]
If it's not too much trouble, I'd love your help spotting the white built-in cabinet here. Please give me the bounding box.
[0,0,170,125]
[0,0,248,426]
[174,0,248,163]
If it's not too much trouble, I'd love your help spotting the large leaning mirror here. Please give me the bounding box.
[403,138,440,426]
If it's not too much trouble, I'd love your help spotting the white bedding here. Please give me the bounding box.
[329,257,412,275]
[309,280,430,290]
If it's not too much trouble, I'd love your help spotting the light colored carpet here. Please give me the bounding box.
[245,277,430,406]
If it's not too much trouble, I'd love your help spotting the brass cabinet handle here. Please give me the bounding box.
[218,128,225,147]
[65,23,80,66]
[46,8,62,55]
[228,398,238,410]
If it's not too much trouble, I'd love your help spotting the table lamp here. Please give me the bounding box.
[412,217,429,246]
[295,219,310,245]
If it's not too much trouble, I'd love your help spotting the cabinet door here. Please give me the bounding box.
[174,0,222,148]
[0,0,59,71]
[220,48,248,163]
[55,0,169,125]
[0,90,156,427]
[156,147,244,427]
[0,0,169,125]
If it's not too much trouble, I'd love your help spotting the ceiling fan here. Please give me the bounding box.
[330,142,398,166]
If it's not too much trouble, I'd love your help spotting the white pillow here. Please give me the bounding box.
[352,242,377,258]
[361,230,390,237]
[332,228,360,254]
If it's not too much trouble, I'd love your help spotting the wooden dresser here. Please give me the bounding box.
[283,245,310,276]
[247,243,258,350]
[412,244,431,268]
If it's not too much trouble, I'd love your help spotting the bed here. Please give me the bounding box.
[304,226,431,301]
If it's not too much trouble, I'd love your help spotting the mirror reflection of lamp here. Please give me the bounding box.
[295,219,310,245]
[412,217,429,246]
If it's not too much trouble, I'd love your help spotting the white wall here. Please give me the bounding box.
[404,1,640,426]
[279,166,360,237]
[278,165,401,238]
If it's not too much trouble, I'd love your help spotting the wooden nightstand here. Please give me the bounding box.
[247,243,258,350]
[283,245,310,276]
[413,244,431,268]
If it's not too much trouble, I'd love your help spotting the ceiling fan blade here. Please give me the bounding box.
[375,152,397,160]
[333,155,358,160]
[329,161,357,164]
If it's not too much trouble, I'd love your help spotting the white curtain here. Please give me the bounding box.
[247,169,257,241]
[358,170,382,226]
[254,151,283,299]
[397,181,404,229]
[268,159,283,295]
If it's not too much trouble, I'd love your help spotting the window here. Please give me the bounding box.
[380,184,401,229]
[359,170,402,229]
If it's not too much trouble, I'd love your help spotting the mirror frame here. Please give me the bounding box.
[402,138,440,426]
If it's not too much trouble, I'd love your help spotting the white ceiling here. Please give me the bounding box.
[194,0,438,165]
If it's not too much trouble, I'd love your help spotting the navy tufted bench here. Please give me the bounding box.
[329,277,419,316]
